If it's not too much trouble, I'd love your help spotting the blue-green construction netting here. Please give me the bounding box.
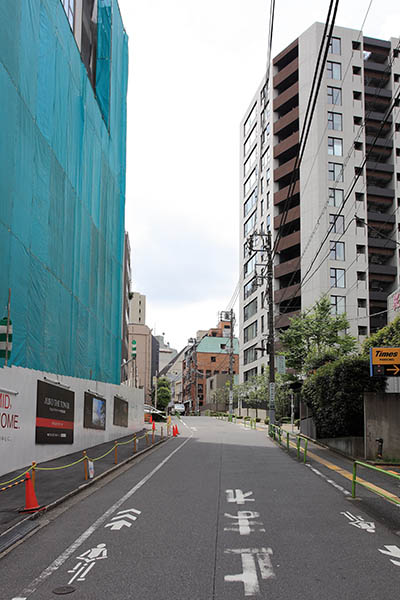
[0,0,128,383]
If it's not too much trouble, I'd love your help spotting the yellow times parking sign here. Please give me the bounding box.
[370,347,400,376]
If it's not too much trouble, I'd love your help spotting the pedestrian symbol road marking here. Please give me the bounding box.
[341,511,375,533]
[224,511,265,536]
[104,508,141,530]
[379,545,400,566]
[67,543,108,585]
[225,547,275,596]
[226,489,255,505]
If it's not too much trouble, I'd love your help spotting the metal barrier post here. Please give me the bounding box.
[83,450,88,481]
[114,444,118,465]
[278,428,282,444]
[297,436,300,460]
[152,429,155,444]
[286,432,289,451]
[303,439,308,463]
[352,461,357,498]
[32,461,36,490]
[145,432,149,446]
[133,435,137,453]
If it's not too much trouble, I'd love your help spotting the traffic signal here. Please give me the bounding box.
[131,339,136,358]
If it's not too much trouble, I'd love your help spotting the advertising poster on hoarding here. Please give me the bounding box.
[84,392,106,430]
[113,396,128,427]
[35,380,75,444]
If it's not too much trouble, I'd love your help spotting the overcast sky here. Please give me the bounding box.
[118,0,399,352]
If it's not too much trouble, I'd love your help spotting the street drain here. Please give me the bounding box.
[53,586,75,595]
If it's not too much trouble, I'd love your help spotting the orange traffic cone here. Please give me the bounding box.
[173,425,177,437]
[152,421,156,431]
[19,472,45,513]
[175,425,180,435]
[150,414,153,424]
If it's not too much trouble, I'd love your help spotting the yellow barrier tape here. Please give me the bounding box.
[0,466,32,487]
[0,478,26,492]
[88,445,117,462]
[36,456,86,471]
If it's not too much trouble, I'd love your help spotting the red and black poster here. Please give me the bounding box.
[35,380,75,444]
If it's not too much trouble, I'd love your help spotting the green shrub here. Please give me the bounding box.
[302,355,386,438]
[264,417,270,425]
[255,417,261,422]
[294,419,300,428]
[279,417,291,424]
[236,415,243,419]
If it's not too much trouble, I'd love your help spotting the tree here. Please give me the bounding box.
[155,377,171,411]
[280,296,356,374]
[362,315,400,355]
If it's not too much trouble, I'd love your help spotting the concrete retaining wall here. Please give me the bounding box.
[364,392,400,461]
[0,366,144,476]
[319,436,364,459]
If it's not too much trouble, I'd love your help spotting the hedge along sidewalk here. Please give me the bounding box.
[0,426,165,537]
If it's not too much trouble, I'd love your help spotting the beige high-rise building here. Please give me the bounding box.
[129,292,146,325]
[128,323,152,404]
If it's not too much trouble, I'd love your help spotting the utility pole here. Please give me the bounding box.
[266,230,275,425]
[228,308,235,415]
[5,288,11,367]
[193,341,198,415]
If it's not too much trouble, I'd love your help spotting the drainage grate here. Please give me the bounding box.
[0,520,40,553]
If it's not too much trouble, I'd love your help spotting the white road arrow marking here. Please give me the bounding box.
[104,508,141,530]
[105,519,134,531]
[379,545,400,566]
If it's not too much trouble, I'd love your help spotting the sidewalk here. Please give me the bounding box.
[0,425,166,540]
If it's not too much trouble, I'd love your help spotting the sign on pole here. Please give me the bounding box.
[0,317,12,359]
[131,339,136,358]
[370,347,400,376]
[276,355,286,374]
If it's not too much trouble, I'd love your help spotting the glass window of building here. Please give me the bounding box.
[329,37,341,55]
[328,188,344,207]
[266,167,270,183]
[329,213,345,233]
[244,190,257,217]
[244,367,258,382]
[244,279,257,300]
[244,255,256,278]
[328,162,344,181]
[244,104,257,136]
[260,197,264,216]
[328,111,343,130]
[327,61,342,80]
[244,148,257,177]
[329,241,345,260]
[330,295,346,314]
[244,126,257,156]
[244,321,258,343]
[328,137,343,156]
[244,345,257,365]
[327,86,342,105]
[244,212,256,237]
[261,148,270,170]
[244,170,256,195]
[62,0,75,29]
[244,298,257,321]
[330,268,345,288]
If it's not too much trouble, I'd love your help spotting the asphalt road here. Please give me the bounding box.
[1,417,400,599]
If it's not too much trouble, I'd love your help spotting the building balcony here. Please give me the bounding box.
[368,236,396,250]
[274,205,300,230]
[364,85,392,99]
[274,180,300,206]
[274,157,297,183]
[366,161,394,174]
[274,131,299,160]
[363,60,388,73]
[368,263,397,276]
[367,210,395,224]
[274,283,301,304]
[275,310,300,329]
[369,290,390,302]
[276,230,301,253]
[273,81,299,113]
[274,256,300,279]
[273,57,299,89]
[274,107,299,136]
[273,38,298,70]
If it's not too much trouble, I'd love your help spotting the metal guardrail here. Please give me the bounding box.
[352,460,400,505]
[269,423,308,463]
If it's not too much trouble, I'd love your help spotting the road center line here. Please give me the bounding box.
[11,435,192,600]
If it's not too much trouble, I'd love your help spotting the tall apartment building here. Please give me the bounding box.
[239,22,400,382]
[0,0,128,383]
[129,293,146,325]
[121,233,132,383]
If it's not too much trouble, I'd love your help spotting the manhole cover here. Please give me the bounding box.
[53,586,75,595]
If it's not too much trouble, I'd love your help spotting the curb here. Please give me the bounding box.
[0,436,168,555]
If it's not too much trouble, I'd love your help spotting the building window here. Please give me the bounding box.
[329,37,341,55]
[244,170,257,195]
[328,137,343,156]
[331,295,346,314]
[330,268,345,288]
[358,298,367,308]
[244,148,257,176]
[358,326,368,336]
[357,271,366,281]
[327,86,342,105]
[261,148,270,170]
[244,367,258,382]
[327,61,342,80]
[244,255,256,277]
[61,0,75,29]
[261,315,264,333]
[244,104,257,136]
[244,298,257,322]
[356,245,366,255]
[329,214,345,234]
[244,126,257,156]
[244,212,256,237]
[328,162,344,182]
[328,111,343,131]
[328,188,344,207]
[244,278,257,299]
[211,356,216,363]
[244,190,257,218]
[244,321,258,343]
[260,197,264,216]
[330,241,345,260]
[244,345,257,365]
